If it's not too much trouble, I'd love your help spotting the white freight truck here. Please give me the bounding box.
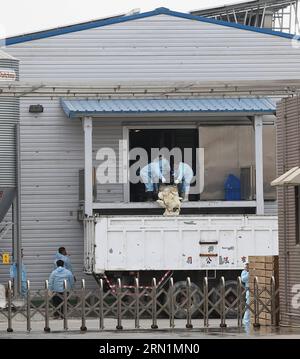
[83,213,278,311]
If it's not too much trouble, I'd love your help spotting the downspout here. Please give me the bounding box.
[282,98,289,319]
[13,121,22,296]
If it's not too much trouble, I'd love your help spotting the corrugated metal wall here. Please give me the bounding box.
[277,96,300,327]
[0,49,19,187]
[0,54,19,286]
[5,14,300,81]
[1,98,123,288]
[19,98,85,287]
[93,122,123,202]
[0,99,18,285]
[0,98,19,187]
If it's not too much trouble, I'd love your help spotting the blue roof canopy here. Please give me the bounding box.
[61,98,276,119]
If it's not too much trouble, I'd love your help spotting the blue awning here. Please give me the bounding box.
[61,98,276,119]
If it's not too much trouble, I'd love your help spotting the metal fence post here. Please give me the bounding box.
[7,280,13,333]
[253,276,260,328]
[151,277,158,329]
[63,279,68,330]
[237,276,243,327]
[169,277,175,329]
[135,277,140,329]
[80,279,87,332]
[44,280,50,332]
[203,277,209,327]
[220,276,227,328]
[270,276,276,326]
[116,278,123,330]
[186,277,193,329]
[26,280,31,332]
[99,278,104,330]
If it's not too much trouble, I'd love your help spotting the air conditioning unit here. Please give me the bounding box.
[79,168,97,202]
[240,166,256,200]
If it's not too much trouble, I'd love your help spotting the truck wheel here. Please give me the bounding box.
[212,280,238,319]
[168,281,201,319]
[224,280,239,319]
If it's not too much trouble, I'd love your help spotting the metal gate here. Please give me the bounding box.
[0,276,279,332]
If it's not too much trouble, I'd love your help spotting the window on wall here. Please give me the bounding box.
[295,186,300,245]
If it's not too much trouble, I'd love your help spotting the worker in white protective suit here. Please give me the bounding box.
[140,156,170,201]
[174,161,194,201]
[241,262,250,327]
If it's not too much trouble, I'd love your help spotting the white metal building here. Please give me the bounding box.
[1,8,300,289]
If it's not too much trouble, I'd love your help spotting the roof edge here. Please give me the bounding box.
[0,49,18,60]
[4,7,298,46]
[67,109,275,119]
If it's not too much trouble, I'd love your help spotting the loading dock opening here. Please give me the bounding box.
[129,128,199,202]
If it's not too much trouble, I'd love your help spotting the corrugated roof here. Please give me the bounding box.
[271,166,300,186]
[61,97,276,118]
[4,7,298,46]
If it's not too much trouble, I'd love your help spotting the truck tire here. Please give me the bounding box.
[211,280,238,319]
[224,280,239,319]
[168,281,201,319]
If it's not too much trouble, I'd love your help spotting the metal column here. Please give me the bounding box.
[83,117,93,217]
[254,115,264,215]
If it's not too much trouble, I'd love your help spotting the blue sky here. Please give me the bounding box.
[0,0,243,37]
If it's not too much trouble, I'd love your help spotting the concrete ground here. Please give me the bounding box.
[1,318,300,339]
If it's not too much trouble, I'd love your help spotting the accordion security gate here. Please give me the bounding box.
[0,276,279,333]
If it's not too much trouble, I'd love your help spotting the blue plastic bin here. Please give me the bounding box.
[224,174,241,200]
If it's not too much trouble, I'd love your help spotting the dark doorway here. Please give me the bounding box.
[129,128,199,202]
